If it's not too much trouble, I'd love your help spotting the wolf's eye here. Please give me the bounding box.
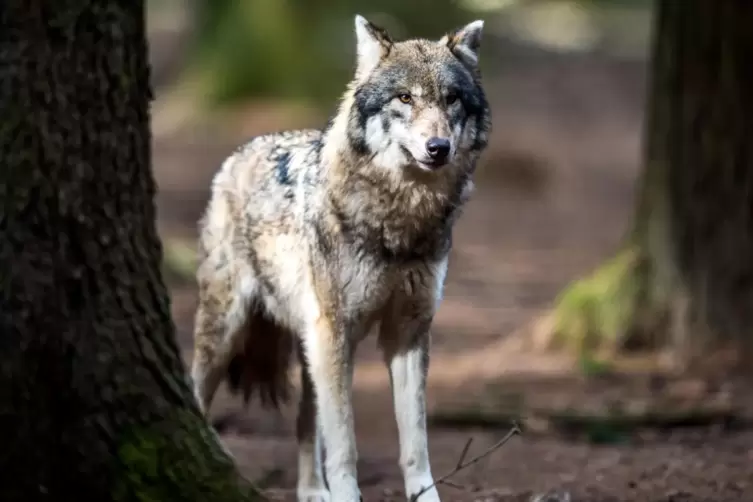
[397,93,413,104]
[446,92,459,105]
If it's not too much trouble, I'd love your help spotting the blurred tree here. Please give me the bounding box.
[547,1,753,367]
[190,0,474,106]
[0,1,257,499]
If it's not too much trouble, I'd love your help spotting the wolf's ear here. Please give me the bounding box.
[439,20,484,69]
[354,15,392,77]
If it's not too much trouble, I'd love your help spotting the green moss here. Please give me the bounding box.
[113,410,260,501]
[191,0,317,106]
[577,353,615,377]
[551,247,648,353]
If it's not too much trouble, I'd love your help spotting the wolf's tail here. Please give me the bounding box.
[226,311,294,409]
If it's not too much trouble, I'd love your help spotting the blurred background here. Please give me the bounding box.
[148,1,752,500]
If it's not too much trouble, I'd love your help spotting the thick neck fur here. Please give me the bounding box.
[318,85,472,263]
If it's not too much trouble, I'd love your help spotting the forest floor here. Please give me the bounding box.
[150,10,753,502]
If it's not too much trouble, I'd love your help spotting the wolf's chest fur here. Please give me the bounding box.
[298,146,468,321]
[322,169,468,265]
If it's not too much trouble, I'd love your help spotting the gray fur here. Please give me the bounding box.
[191,15,491,502]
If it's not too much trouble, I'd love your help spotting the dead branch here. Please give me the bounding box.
[410,422,522,501]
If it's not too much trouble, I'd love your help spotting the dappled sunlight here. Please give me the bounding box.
[507,1,600,53]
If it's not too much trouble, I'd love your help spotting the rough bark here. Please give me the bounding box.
[0,1,257,499]
[549,1,753,365]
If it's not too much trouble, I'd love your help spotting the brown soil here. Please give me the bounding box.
[151,15,753,502]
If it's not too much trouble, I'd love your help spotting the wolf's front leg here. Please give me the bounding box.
[296,342,330,502]
[302,315,360,502]
[379,318,439,502]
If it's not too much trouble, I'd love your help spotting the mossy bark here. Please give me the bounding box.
[0,1,257,499]
[551,1,753,364]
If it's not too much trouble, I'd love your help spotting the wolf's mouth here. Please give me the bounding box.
[417,159,447,170]
[400,145,446,171]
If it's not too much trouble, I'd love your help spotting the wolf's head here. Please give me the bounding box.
[333,15,490,175]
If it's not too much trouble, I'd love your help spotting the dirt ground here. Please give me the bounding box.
[150,16,753,502]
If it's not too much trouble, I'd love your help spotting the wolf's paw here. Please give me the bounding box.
[297,487,330,502]
[327,479,361,502]
[405,473,440,502]
[407,489,440,502]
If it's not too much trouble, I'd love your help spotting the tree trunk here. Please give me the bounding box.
[548,1,753,366]
[0,1,256,499]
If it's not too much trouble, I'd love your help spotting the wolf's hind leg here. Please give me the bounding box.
[296,341,330,502]
[192,307,229,415]
[190,273,251,415]
[191,272,256,462]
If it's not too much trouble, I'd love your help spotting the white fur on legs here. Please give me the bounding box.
[190,356,224,416]
[297,345,330,502]
[386,335,440,502]
[302,319,361,502]
[191,270,255,415]
[190,358,237,462]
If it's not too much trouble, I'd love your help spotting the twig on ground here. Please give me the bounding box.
[410,422,522,501]
[440,480,466,491]
[455,437,474,469]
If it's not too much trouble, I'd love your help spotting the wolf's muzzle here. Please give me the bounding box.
[425,137,451,165]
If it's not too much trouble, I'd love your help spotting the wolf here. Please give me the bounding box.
[190,14,490,502]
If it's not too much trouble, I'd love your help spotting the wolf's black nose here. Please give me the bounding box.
[425,137,451,163]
